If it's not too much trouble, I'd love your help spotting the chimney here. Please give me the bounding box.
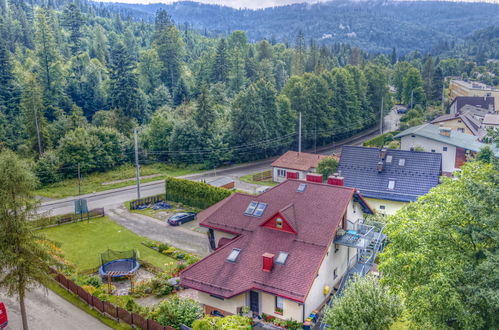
[306,173,323,183]
[379,148,387,160]
[327,175,344,186]
[262,253,274,272]
[377,161,384,173]
[439,127,452,137]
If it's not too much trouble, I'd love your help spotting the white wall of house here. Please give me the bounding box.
[260,291,303,322]
[400,135,456,172]
[272,167,306,183]
[197,291,246,315]
[364,198,407,216]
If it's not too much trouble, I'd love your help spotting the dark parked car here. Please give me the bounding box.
[167,212,197,226]
[397,107,408,114]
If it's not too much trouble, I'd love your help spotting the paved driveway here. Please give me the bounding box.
[107,205,210,257]
[1,287,110,330]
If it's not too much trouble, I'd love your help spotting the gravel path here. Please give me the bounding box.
[107,205,210,257]
[1,287,110,330]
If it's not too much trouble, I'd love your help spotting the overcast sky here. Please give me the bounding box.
[93,0,498,9]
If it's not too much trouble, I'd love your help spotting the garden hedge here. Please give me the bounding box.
[165,177,233,209]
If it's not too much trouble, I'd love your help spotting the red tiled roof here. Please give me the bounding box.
[271,151,331,172]
[180,180,359,302]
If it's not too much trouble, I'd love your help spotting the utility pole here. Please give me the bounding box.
[32,89,42,156]
[134,128,141,201]
[410,89,414,110]
[298,112,302,153]
[77,163,81,195]
[380,96,384,135]
[441,84,445,113]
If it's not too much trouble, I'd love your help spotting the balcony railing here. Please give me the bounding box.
[334,223,376,249]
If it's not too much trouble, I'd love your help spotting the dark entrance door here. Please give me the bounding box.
[249,291,259,314]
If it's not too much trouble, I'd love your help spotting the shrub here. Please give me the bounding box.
[192,315,251,329]
[153,296,203,329]
[158,243,169,251]
[165,177,233,209]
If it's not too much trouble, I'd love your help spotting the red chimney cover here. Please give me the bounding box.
[327,176,344,186]
[306,173,323,183]
[262,253,274,272]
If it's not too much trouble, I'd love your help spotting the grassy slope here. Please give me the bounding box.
[39,217,177,272]
[35,163,202,199]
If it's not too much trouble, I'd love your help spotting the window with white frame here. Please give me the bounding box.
[277,169,286,177]
[275,296,284,315]
[388,180,395,190]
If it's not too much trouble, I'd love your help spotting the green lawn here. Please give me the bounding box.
[35,163,203,199]
[39,217,177,272]
[239,172,277,187]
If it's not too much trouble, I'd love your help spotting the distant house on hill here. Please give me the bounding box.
[271,151,330,183]
[395,124,499,174]
[430,112,480,136]
[338,146,441,215]
[482,114,499,131]
[449,95,495,115]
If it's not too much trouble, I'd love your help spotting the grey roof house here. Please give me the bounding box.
[338,146,442,203]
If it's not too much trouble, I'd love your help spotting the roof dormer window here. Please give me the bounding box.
[276,218,283,229]
[398,159,405,166]
[388,180,395,190]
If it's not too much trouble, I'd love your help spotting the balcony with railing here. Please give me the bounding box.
[334,223,377,249]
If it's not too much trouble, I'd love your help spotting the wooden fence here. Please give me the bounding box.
[252,170,272,182]
[33,208,105,229]
[50,268,174,330]
[129,194,165,210]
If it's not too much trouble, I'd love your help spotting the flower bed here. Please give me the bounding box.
[261,313,304,330]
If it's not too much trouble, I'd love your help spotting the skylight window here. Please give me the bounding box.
[297,183,307,192]
[253,203,268,217]
[244,201,258,215]
[386,155,392,163]
[399,158,405,166]
[388,180,395,190]
[275,252,289,265]
[227,248,241,262]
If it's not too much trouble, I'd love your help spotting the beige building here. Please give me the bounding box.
[430,112,480,136]
[449,80,499,112]
[181,179,384,325]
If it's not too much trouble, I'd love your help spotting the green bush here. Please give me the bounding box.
[153,296,203,329]
[363,131,400,148]
[165,177,233,209]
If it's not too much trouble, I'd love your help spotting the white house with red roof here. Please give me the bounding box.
[271,151,330,183]
[180,179,384,324]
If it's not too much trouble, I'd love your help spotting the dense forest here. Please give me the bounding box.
[102,0,499,54]
[0,0,497,188]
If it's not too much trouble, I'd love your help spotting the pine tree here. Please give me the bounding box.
[194,83,216,138]
[20,74,50,156]
[0,150,58,330]
[34,8,63,107]
[61,3,84,55]
[292,31,306,76]
[391,47,397,65]
[109,41,142,125]
[211,38,229,84]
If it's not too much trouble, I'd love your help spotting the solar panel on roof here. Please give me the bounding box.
[297,183,307,192]
[227,248,241,262]
[253,203,267,217]
[244,201,258,215]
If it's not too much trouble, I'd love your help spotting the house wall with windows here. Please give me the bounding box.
[364,197,407,216]
[400,135,457,173]
[272,167,309,183]
[433,118,474,135]
[260,291,303,321]
[197,291,246,315]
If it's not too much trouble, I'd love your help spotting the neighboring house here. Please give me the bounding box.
[271,151,328,183]
[430,112,480,136]
[449,95,495,115]
[482,114,499,131]
[449,80,499,111]
[338,146,441,215]
[395,124,499,174]
[180,179,383,323]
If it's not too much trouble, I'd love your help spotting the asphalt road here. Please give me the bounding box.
[1,287,110,330]
[38,109,400,217]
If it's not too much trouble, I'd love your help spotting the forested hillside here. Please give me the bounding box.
[0,0,496,189]
[102,0,499,54]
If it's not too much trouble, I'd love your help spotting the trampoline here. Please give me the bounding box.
[99,249,140,278]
